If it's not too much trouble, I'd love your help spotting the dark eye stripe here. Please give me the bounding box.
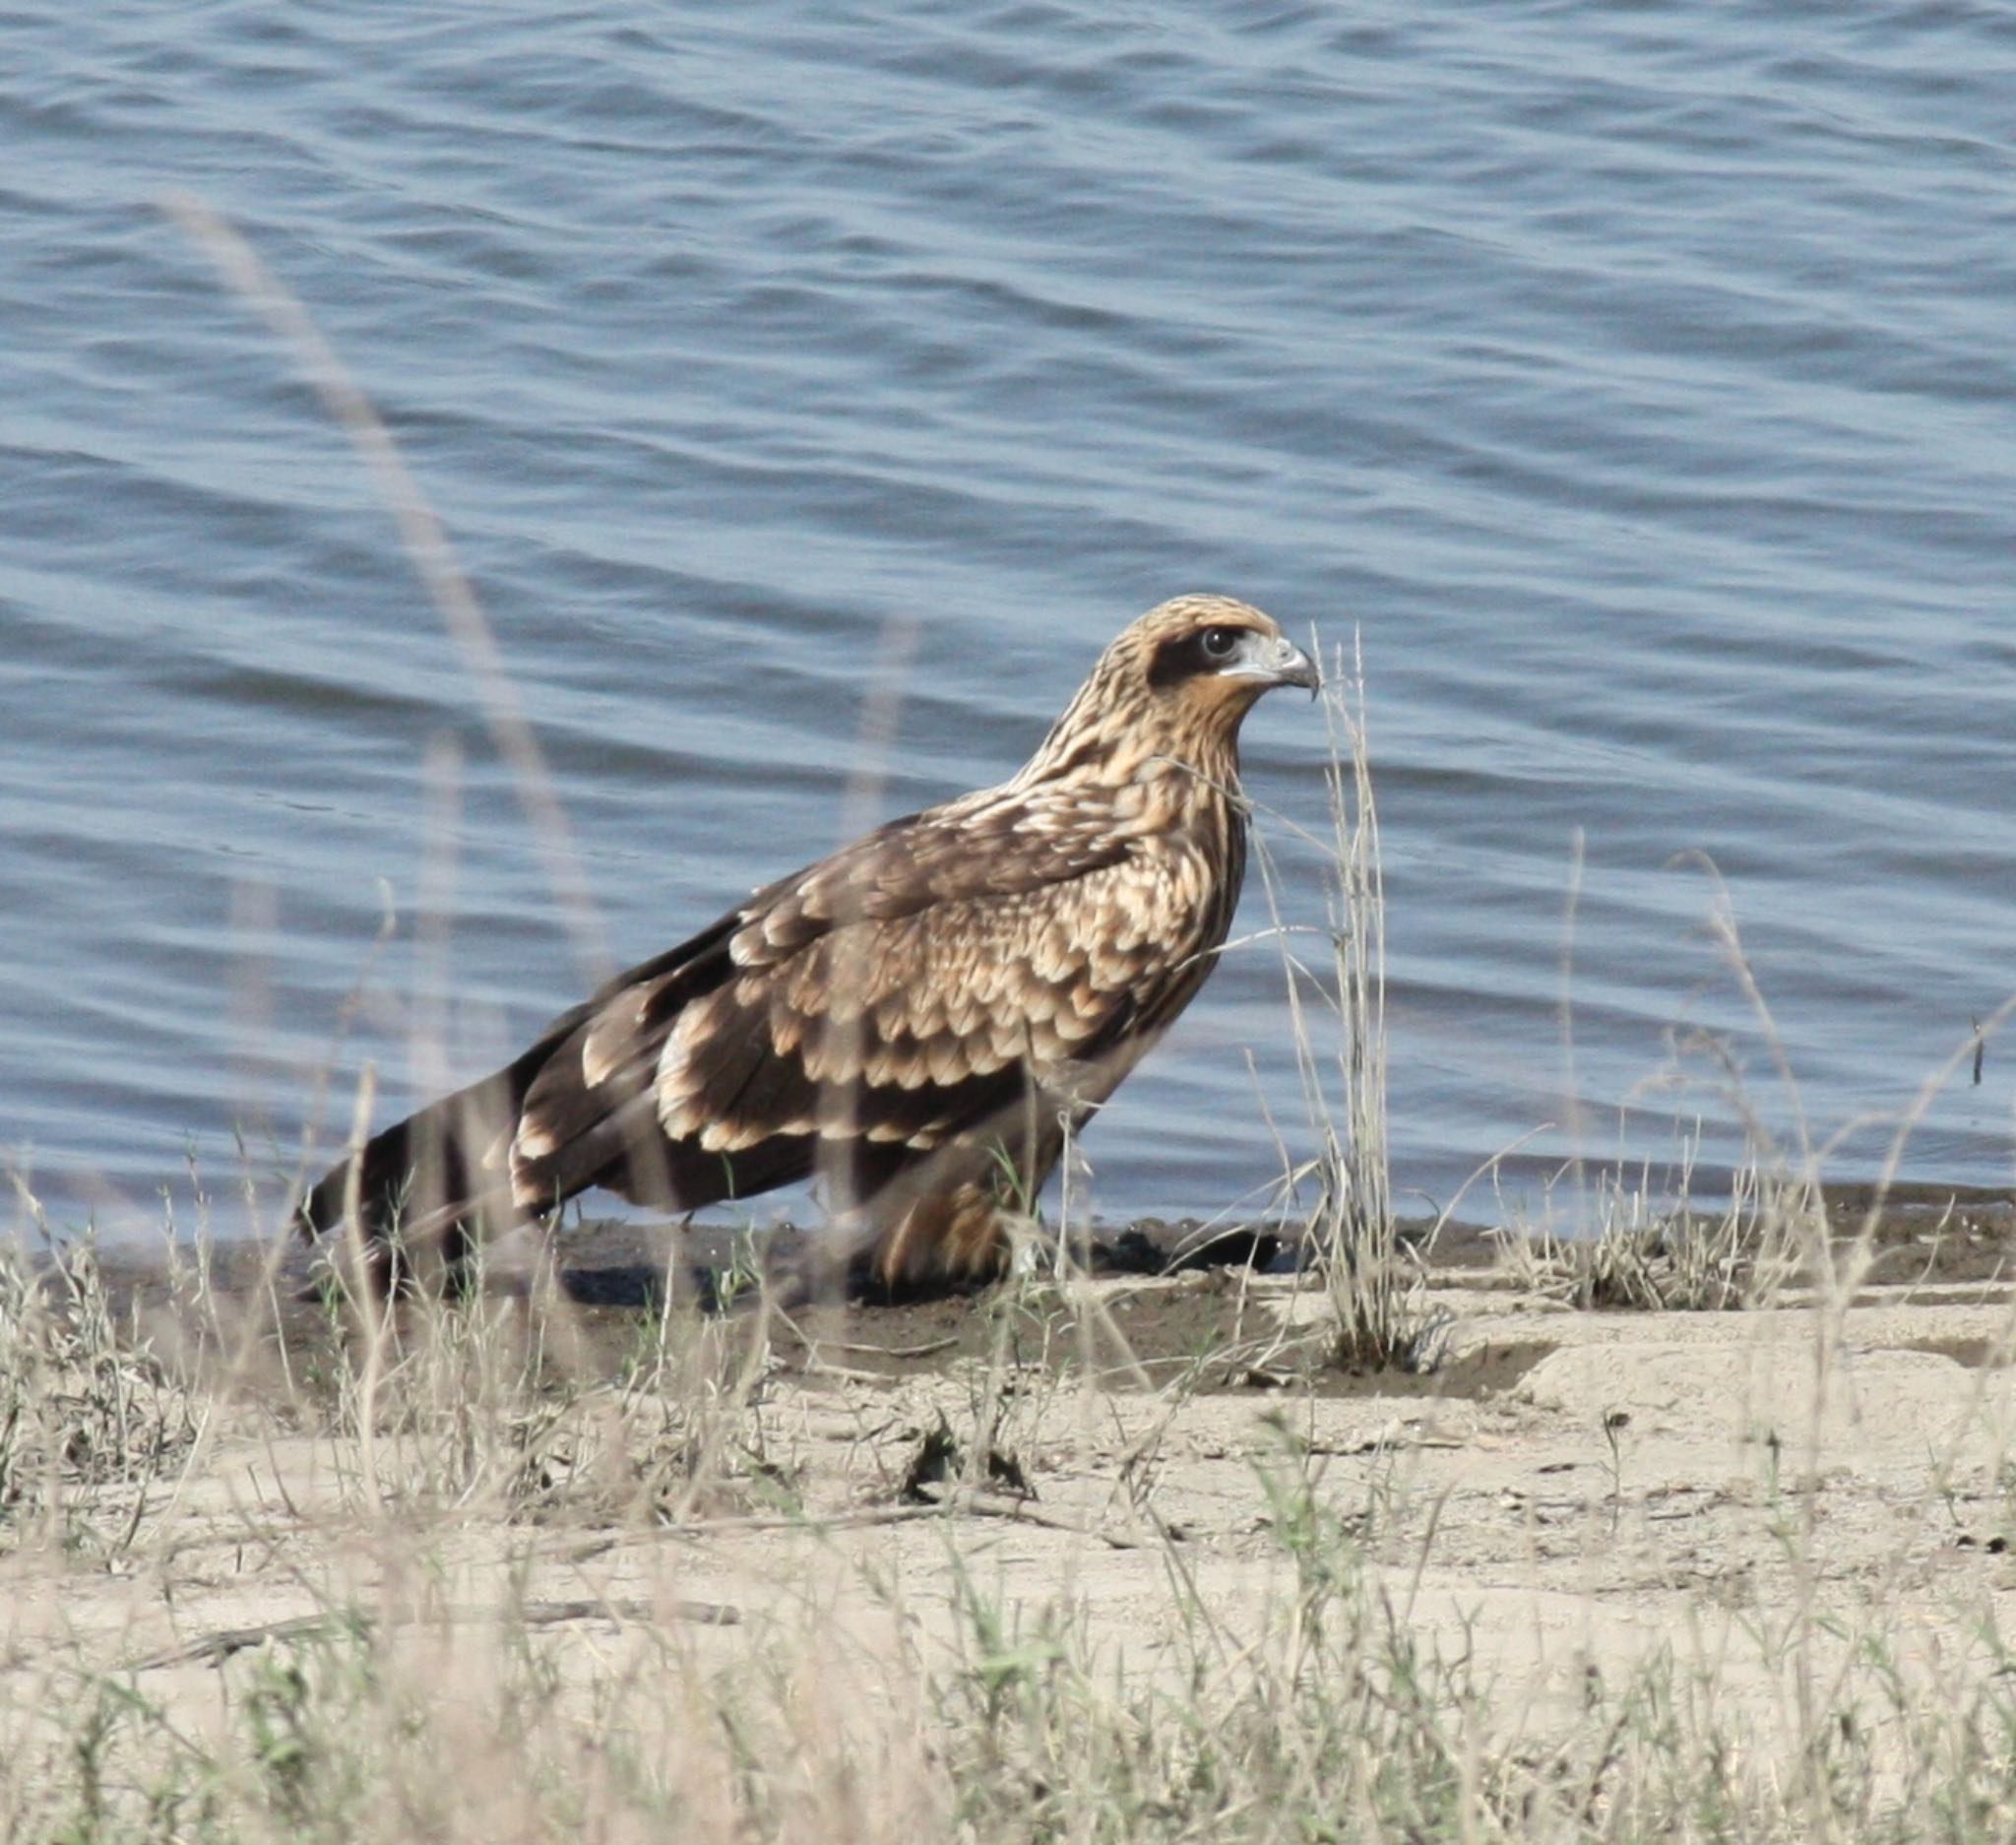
[1147,626,1250,688]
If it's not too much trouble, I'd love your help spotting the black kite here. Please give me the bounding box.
[298,595,1317,1290]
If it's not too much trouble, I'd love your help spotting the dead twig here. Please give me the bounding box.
[798,1335,964,1362]
[127,1596,739,1672]
[559,1487,1159,1563]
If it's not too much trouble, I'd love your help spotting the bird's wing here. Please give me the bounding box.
[656,801,1220,1157]
[510,794,1216,1201]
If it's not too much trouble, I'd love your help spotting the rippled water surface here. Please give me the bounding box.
[5,2,2013,1241]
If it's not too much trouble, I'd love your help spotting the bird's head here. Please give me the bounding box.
[1023,595,1318,788]
[1128,594,1319,714]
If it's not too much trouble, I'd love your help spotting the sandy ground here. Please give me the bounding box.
[9,1203,2016,1766]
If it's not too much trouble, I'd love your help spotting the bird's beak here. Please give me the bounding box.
[1274,638,1320,693]
[1228,634,1319,693]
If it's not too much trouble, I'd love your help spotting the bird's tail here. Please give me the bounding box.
[294,1035,561,1294]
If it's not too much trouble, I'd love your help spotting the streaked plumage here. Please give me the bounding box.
[298,595,1316,1290]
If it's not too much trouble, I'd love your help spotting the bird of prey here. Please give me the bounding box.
[298,595,1317,1293]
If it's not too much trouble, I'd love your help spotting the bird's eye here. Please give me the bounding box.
[1200,626,1240,661]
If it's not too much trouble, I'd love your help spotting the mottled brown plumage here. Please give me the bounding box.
[298,595,1316,1290]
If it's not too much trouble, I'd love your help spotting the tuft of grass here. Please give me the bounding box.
[1533,1138,1815,1312]
[1266,640,1431,1372]
[297,1247,784,1526]
[0,1233,201,1553]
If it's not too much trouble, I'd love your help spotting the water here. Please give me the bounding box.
[4,1,2013,1242]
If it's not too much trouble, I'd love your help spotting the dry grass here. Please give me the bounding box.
[9,1226,2016,1843]
[1515,1146,1815,1314]
[1259,641,1433,1374]
[0,1230,201,1553]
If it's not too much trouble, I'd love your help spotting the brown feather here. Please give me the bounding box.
[296,594,1314,1292]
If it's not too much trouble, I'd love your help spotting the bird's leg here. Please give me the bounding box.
[865,1181,1014,1293]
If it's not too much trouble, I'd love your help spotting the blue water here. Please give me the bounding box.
[4,1,2013,1241]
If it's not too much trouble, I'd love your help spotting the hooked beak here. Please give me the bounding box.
[1227,633,1320,694]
